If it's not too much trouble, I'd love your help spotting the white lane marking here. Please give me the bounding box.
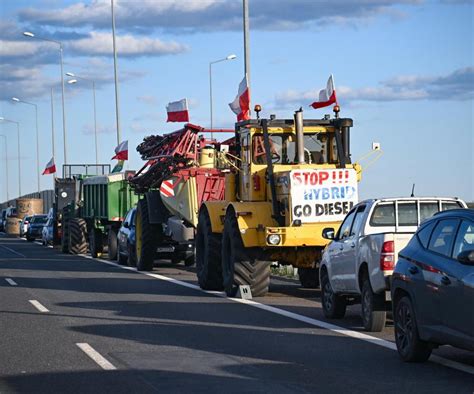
[29,299,49,313]
[34,241,42,246]
[5,278,18,286]
[0,244,25,258]
[76,343,117,370]
[81,255,474,376]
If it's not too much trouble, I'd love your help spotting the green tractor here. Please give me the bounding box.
[58,165,139,259]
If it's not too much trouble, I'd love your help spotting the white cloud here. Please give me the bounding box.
[82,123,115,135]
[68,31,188,57]
[18,0,423,33]
[274,67,474,107]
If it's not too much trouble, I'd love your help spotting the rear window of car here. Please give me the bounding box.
[442,201,463,211]
[370,200,464,227]
[428,219,460,257]
[416,221,436,248]
[31,216,48,224]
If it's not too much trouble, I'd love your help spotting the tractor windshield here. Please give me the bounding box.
[252,133,337,165]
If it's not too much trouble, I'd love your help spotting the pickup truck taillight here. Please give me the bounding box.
[380,241,395,271]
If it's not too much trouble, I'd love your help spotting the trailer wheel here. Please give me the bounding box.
[184,254,195,267]
[108,228,118,260]
[89,228,103,258]
[69,218,88,255]
[135,198,160,271]
[195,208,223,290]
[221,210,270,297]
[298,267,320,288]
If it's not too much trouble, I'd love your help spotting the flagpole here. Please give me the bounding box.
[111,0,122,145]
[243,0,251,115]
[50,87,57,179]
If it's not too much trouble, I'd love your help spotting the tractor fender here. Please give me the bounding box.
[200,201,227,233]
[202,201,278,248]
[226,202,278,248]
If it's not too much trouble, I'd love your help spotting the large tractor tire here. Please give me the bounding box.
[108,228,118,260]
[221,210,271,297]
[135,198,160,271]
[61,220,69,253]
[89,227,103,258]
[298,266,320,288]
[69,218,88,255]
[195,208,223,291]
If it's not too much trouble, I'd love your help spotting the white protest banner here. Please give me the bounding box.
[290,169,358,223]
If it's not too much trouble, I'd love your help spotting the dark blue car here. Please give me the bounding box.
[391,209,474,362]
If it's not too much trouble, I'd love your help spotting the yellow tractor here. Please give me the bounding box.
[196,106,362,296]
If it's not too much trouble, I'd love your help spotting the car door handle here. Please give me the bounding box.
[408,266,419,275]
[440,276,451,286]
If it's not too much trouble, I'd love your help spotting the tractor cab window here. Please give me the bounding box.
[252,133,334,165]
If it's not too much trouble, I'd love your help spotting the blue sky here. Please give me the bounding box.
[0,0,472,202]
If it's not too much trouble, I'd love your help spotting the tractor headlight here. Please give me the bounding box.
[267,234,281,245]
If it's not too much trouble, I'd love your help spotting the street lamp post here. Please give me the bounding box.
[67,74,99,165]
[23,31,68,164]
[0,135,9,201]
[0,117,21,197]
[11,97,40,194]
[209,54,237,135]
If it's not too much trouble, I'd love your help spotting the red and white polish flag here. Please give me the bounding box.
[160,179,175,198]
[167,99,189,122]
[42,157,56,175]
[229,75,250,121]
[310,75,337,109]
[112,140,128,160]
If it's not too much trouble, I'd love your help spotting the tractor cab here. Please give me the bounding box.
[234,107,360,227]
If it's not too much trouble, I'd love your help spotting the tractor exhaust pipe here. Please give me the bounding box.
[294,108,305,164]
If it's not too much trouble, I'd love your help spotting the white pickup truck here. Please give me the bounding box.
[319,197,467,332]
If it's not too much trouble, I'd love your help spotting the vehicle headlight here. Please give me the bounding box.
[267,234,281,245]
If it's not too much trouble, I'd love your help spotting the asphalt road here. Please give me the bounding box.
[0,235,473,393]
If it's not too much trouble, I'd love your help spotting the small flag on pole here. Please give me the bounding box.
[42,157,56,175]
[166,99,189,122]
[111,160,124,173]
[229,75,250,121]
[310,75,337,109]
[112,140,128,160]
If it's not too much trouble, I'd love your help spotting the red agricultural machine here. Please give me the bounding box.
[129,123,235,270]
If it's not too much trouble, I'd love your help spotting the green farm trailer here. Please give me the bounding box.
[63,171,139,259]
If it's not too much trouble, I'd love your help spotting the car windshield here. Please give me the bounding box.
[31,216,48,224]
[252,133,337,165]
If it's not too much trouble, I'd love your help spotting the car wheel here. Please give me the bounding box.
[394,296,432,362]
[361,278,386,332]
[117,250,128,265]
[320,269,346,318]
[127,243,136,267]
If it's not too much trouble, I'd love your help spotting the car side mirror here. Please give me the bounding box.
[123,222,129,229]
[322,227,336,240]
[457,250,474,265]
